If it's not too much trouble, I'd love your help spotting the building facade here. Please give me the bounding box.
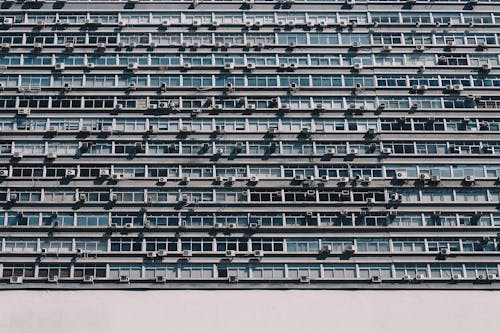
[0,0,500,288]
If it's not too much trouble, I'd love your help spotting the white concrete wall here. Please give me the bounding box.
[1,290,498,333]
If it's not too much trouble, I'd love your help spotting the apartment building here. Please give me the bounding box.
[0,0,499,288]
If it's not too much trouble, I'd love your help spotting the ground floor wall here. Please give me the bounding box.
[1,290,497,333]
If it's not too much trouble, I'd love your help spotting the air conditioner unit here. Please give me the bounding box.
[266,127,278,135]
[9,276,23,284]
[182,176,190,183]
[484,146,494,154]
[339,20,349,28]
[155,275,166,283]
[127,63,138,71]
[253,250,264,257]
[157,250,168,257]
[382,45,392,52]
[227,176,236,183]
[320,244,332,254]
[225,250,236,257]
[347,103,364,112]
[414,274,425,281]
[299,275,310,283]
[17,108,30,116]
[225,82,234,93]
[224,63,235,70]
[119,275,130,283]
[179,194,189,202]
[2,17,13,26]
[65,169,76,177]
[248,222,259,229]
[146,251,157,259]
[306,190,316,197]
[362,176,372,183]
[481,64,492,72]
[440,248,450,256]
[402,274,412,281]
[183,250,192,257]
[464,175,475,183]
[371,276,382,283]
[0,169,8,177]
[9,193,18,202]
[249,176,259,183]
[99,169,110,177]
[353,63,363,71]
[430,175,441,183]
[46,152,57,159]
[294,175,305,181]
[85,18,99,25]
[111,173,121,181]
[419,173,431,181]
[135,142,144,152]
[12,152,22,159]
[381,148,392,154]
[320,175,329,181]
[83,276,94,283]
[339,177,350,183]
[244,0,254,8]
[161,20,170,28]
[449,145,460,153]
[395,171,408,180]
[78,194,87,202]
[48,275,59,283]
[53,62,66,71]
[389,192,401,201]
[97,43,106,50]
[325,148,336,156]
[317,20,327,27]
[487,274,497,280]
[344,244,356,253]
[86,63,95,69]
[158,177,168,184]
[348,148,359,155]
[451,273,461,281]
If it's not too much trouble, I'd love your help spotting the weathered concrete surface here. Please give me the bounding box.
[1,290,498,333]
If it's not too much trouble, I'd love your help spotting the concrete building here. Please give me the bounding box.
[0,0,499,289]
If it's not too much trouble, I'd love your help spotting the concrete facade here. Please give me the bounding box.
[0,0,500,289]
[2,290,500,333]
